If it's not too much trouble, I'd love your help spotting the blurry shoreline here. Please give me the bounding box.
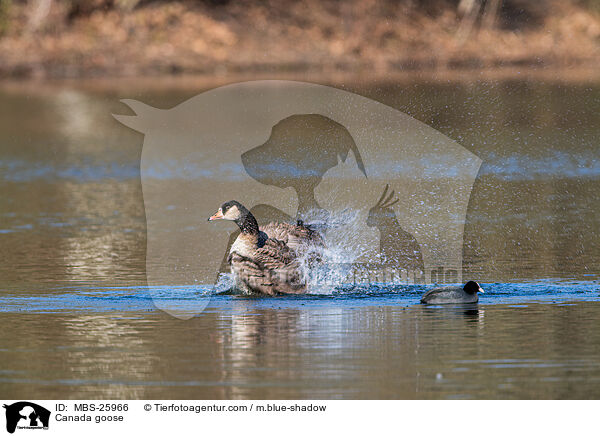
[1,0,599,80]
[1,67,599,96]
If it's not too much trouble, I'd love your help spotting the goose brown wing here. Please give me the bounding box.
[229,238,293,271]
[229,238,303,295]
[253,237,295,269]
[260,222,325,255]
[228,221,324,296]
[255,239,306,294]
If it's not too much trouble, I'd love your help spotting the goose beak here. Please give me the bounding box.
[208,209,224,221]
[478,287,484,293]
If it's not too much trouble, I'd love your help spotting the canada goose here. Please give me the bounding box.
[208,201,324,295]
[420,281,484,304]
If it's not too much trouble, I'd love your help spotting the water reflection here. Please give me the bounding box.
[1,302,600,399]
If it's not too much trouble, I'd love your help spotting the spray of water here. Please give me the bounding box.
[212,208,381,296]
[298,208,378,295]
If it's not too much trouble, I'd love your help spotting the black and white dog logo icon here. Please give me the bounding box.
[3,402,50,434]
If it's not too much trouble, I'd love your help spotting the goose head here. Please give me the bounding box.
[208,201,260,235]
[208,201,245,222]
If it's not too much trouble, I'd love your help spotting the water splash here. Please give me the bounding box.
[299,208,378,295]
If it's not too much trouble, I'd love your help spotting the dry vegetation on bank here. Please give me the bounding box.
[0,0,599,78]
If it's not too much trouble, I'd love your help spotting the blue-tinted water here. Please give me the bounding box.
[0,280,599,314]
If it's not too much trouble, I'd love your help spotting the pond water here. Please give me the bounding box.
[0,72,599,399]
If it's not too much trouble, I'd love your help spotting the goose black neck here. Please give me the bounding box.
[236,211,259,235]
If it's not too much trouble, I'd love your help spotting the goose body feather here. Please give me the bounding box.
[228,220,324,295]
